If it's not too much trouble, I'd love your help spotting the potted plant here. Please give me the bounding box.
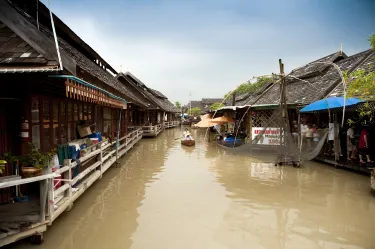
[21,143,56,178]
[0,160,6,175]
[3,152,20,175]
[0,152,19,175]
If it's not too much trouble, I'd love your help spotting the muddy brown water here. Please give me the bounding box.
[11,128,375,249]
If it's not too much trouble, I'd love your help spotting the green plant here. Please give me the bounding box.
[369,33,375,50]
[225,76,273,99]
[0,152,19,174]
[0,162,5,174]
[345,34,375,125]
[3,152,20,166]
[190,107,202,116]
[175,101,181,109]
[22,143,56,169]
[210,102,225,111]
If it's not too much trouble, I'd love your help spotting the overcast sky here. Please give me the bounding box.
[43,0,374,105]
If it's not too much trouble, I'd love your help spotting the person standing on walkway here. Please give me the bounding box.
[305,124,313,150]
[358,126,373,164]
[347,124,357,161]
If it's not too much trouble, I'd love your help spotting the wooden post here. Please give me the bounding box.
[39,179,48,222]
[115,137,119,162]
[333,113,339,161]
[63,159,73,212]
[297,111,301,148]
[279,59,286,146]
[46,178,53,220]
[63,159,72,198]
[163,111,166,129]
[99,142,103,178]
[248,108,252,142]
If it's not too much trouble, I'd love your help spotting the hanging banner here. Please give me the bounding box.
[252,127,280,145]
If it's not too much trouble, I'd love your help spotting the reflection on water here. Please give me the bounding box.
[11,128,375,249]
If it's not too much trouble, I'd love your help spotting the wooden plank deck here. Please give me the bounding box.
[0,201,46,243]
[0,128,144,247]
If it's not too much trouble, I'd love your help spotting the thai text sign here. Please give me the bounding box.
[252,127,280,145]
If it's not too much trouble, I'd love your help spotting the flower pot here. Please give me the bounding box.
[21,166,43,178]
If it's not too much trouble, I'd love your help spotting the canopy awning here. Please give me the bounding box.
[200,114,212,120]
[211,116,235,124]
[49,75,127,109]
[217,105,249,111]
[299,97,362,113]
[195,119,215,128]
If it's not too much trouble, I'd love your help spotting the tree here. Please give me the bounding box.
[175,101,181,109]
[224,76,273,99]
[369,33,375,50]
[345,34,375,122]
[190,107,202,116]
[210,102,225,111]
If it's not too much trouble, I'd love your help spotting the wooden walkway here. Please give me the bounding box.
[142,121,179,138]
[0,128,143,247]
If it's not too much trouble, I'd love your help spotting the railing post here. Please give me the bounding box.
[39,178,48,222]
[63,159,72,198]
[47,178,53,220]
[116,136,119,162]
[63,159,73,212]
[99,142,103,178]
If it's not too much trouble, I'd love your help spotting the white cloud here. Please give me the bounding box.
[48,0,372,105]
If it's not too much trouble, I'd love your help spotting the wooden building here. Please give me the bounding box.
[117,72,179,137]
[222,49,375,172]
[0,0,163,246]
[183,98,227,115]
[0,0,150,155]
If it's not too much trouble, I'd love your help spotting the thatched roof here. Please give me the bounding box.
[250,51,348,107]
[328,49,375,97]
[121,72,179,113]
[234,82,274,106]
[184,98,226,113]
[116,73,157,109]
[0,0,146,107]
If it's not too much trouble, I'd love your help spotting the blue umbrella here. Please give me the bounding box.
[300,97,362,112]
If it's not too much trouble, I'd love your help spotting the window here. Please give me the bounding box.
[30,96,96,152]
[83,104,88,120]
[103,107,112,134]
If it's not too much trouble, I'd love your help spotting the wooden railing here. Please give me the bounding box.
[0,128,143,247]
[163,121,180,128]
[142,124,163,136]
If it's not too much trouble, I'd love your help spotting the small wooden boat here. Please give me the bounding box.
[181,139,195,147]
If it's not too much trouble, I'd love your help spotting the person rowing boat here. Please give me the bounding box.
[183,128,193,140]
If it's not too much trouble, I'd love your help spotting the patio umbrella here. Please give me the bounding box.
[195,119,215,128]
[211,116,236,124]
[300,97,362,112]
[200,114,212,120]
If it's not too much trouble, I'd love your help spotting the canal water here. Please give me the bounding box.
[12,128,375,249]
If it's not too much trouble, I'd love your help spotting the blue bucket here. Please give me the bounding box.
[14,195,29,202]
